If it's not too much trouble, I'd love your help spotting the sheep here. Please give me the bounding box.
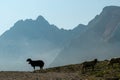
[108,57,120,67]
[26,58,44,71]
[82,59,98,73]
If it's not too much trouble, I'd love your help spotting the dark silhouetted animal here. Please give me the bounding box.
[82,59,98,73]
[26,58,44,70]
[108,58,120,67]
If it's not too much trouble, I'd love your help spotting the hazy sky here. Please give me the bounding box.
[0,0,120,35]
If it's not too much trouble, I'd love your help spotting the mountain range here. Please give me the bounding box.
[0,6,120,70]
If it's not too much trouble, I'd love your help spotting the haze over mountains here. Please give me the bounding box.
[0,6,120,70]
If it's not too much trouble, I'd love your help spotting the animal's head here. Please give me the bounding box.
[26,58,32,64]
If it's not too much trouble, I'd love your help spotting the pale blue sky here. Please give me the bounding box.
[0,0,120,35]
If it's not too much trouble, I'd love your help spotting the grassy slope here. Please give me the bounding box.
[35,60,120,80]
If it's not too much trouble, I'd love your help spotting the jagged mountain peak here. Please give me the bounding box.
[36,15,49,25]
[13,15,49,27]
[0,16,58,40]
[101,6,120,17]
[73,24,86,30]
[36,15,45,20]
[86,6,120,40]
[103,6,120,12]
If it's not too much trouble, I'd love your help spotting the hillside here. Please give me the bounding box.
[0,59,120,80]
[31,60,120,80]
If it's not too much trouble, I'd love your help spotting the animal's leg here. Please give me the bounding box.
[40,66,43,70]
[33,66,35,71]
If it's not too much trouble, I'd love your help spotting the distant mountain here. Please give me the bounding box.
[0,16,87,70]
[0,16,87,47]
[51,6,120,67]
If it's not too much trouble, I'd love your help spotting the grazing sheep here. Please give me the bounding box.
[82,59,98,72]
[108,58,120,67]
[26,58,44,70]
